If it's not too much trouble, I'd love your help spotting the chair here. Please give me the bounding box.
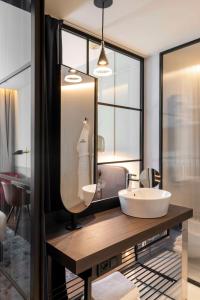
[0,173,21,209]
[0,211,6,262]
[1,182,29,235]
[0,185,5,209]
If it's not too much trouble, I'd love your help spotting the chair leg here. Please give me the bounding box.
[0,241,3,262]
[15,207,22,235]
[7,206,14,223]
[26,204,31,217]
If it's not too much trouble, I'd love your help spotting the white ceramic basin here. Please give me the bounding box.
[118,188,171,218]
[82,184,96,206]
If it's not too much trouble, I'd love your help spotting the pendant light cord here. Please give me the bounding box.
[102,1,105,42]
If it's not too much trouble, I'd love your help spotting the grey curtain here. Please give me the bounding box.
[0,88,15,172]
[44,15,63,212]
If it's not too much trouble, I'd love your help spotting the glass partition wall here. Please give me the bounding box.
[0,0,43,299]
[62,26,144,199]
[0,2,31,298]
[161,41,200,285]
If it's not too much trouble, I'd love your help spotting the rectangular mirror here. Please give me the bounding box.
[60,65,97,213]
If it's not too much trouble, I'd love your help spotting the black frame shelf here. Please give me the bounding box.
[49,252,181,300]
[120,250,180,300]
[49,232,181,300]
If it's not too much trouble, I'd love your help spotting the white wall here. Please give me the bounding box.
[0,1,31,81]
[144,54,160,171]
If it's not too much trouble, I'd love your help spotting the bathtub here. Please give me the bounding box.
[188,218,200,259]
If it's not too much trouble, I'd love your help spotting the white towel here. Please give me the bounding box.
[173,235,182,254]
[82,272,140,300]
[77,122,90,200]
[121,288,140,300]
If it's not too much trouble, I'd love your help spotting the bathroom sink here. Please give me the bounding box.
[118,188,171,218]
[82,184,96,206]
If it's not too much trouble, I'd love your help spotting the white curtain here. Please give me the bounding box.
[0,89,15,172]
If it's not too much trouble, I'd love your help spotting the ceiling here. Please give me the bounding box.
[45,0,200,57]
[1,67,30,89]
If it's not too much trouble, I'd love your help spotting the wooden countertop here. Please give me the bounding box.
[47,205,192,274]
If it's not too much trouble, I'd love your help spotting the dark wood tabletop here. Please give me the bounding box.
[47,205,193,274]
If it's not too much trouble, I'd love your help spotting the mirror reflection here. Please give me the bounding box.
[140,168,161,188]
[60,65,96,213]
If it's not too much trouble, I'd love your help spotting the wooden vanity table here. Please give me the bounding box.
[47,205,192,300]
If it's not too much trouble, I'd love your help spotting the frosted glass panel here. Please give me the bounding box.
[112,161,140,180]
[162,42,200,284]
[98,105,114,163]
[98,106,140,163]
[62,30,87,72]
[115,52,140,108]
[115,108,140,160]
[89,42,141,108]
[89,42,114,103]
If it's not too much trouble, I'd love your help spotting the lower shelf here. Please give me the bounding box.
[50,250,181,300]
[121,250,181,300]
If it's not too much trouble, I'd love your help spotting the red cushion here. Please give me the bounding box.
[2,172,21,178]
[0,173,21,204]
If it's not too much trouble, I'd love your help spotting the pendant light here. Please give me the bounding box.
[64,68,82,83]
[93,0,113,77]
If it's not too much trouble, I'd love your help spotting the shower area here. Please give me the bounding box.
[161,41,200,285]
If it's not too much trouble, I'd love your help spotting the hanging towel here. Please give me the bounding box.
[121,288,140,300]
[82,271,140,300]
[77,122,90,201]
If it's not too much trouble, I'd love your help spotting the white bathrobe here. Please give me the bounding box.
[77,122,90,200]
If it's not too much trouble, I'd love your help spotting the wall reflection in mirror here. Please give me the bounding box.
[60,65,97,213]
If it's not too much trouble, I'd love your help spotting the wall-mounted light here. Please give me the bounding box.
[12,149,30,155]
[64,69,82,83]
[93,0,113,77]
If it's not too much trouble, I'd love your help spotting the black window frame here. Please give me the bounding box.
[60,23,144,208]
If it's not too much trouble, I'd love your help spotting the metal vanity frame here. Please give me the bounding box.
[47,205,192,300]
